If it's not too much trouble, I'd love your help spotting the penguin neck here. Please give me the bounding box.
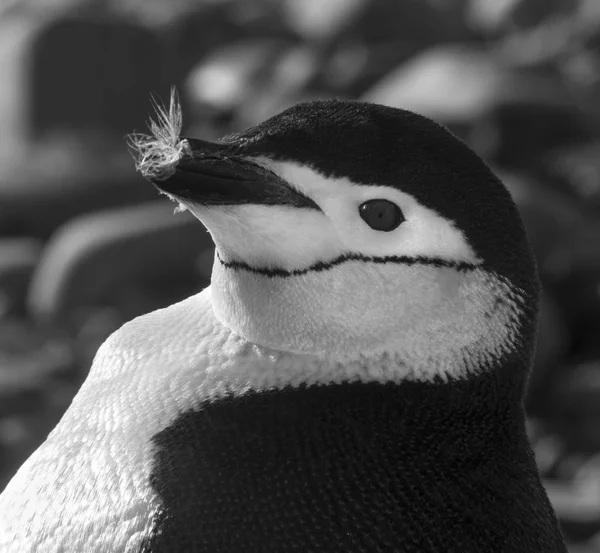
[203,273,532,425]
[207,251,529,382]
[203,248,536,432]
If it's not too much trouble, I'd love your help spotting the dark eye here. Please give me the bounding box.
[359,199,405,231]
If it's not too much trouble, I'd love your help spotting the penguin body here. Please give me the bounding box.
[0,98,566,552]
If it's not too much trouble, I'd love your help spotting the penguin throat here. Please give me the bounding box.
[208,252,527,381]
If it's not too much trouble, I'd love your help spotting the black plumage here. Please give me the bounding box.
[141,370,565,552]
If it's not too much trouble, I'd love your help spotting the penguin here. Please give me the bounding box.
[0,95,567,553]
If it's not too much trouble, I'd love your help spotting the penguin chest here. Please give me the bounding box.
[0,348,181,553]
[0,291,248,552]
[0,422,157,552]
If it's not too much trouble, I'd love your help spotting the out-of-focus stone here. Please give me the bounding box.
[233,45,322,129]
[507,0,579,29]
[0,319,73,396]
[545,143,600,210]
[329,1,469,96]
[365,45,595,171]
[552,363,600,453]
[544,453,600,542]
[0,238,42,316]
[468,101,595,171]
[0,10,170,142]
[27,200,213,327]
[281,0,367,41]
[0,10,171,238]
[186,39,282,112]
[168,1,296,84]
[553,270,600,360]
[0,145,156,238]
[508,174,600,280]
[362,46,569,127]
[526,291,569,416]
[467,0,577,32]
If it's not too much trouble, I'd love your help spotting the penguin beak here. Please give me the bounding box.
[151,137,319,210]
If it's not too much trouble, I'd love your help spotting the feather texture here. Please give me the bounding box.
[128,88,188,181]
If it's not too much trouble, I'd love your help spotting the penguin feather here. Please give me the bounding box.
[129,88,189,182]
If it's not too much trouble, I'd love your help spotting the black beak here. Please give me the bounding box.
[151,137,320,210]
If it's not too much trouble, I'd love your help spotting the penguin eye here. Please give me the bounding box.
[359,199,404,232]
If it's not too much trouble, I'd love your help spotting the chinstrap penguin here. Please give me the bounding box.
[0,95,567,552]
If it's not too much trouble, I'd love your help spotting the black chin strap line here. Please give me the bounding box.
[215,251,479,278]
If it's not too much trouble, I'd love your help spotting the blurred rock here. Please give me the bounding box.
[114,0,232,27]
[567,536,600,553]
[506,0,578,29]
[167,1,298,85]
[544,453,600,542]
[468,0,578,33]
[363,47,504,124]
[466,0,520,33]
[362,45,570,137]
[0,10,171,238]
[234,45,323,128]
[0,318,73,397]
[328,0,469,96]
[362,43,595,169]
[186,39,284,113]
[0,238,42,316]
[544,143,600,211]
[526,290,569,417]
[27,200,213,330]
[469,100,595,171]
[531,425,566,476]
[281,0,366,42]
[551,362,600,453]
[553,270,600,360]
[0,10,171,143]
[507,175,600,281]
[0,318,78,492]
[186,37,323,132]
[0,146,156,238]
[504,173,600,392]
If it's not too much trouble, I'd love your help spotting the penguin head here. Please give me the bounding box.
[133,98,538,380]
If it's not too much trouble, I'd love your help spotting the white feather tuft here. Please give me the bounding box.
[128,88,189,181]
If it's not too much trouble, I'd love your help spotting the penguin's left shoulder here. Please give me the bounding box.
[0,288,238,553]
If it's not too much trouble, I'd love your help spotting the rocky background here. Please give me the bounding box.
[1,0,600,550]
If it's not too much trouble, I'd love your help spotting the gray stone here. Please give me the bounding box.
[0,10,171,142]
[0,9,172,237]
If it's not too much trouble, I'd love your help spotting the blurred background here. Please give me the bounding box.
[0,0,600,550]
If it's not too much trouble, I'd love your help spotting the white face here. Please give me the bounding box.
[184,160,524,380]
[190,160,479,271]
